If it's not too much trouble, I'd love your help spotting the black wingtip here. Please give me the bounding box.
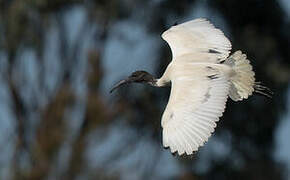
[172,21,178,26]
[163,146,177,156]
[171,151,177,157]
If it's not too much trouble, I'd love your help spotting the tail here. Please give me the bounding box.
[225,51,273,101]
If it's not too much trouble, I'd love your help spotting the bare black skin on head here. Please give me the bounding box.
[110,71,157,93]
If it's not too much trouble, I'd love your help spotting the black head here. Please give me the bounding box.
[110,71,156,93]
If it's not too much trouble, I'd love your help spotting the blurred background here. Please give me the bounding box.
[0,0,290,179]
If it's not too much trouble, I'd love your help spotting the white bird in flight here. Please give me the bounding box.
[110,18,272,156]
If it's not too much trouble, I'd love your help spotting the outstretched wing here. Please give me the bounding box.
[161,65,230,155]
[162,18,231,63]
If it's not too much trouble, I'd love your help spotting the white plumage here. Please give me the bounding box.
[161,65,231,154]
[161,18,231,62]
[158,18,258,155]
[111,18,272,156]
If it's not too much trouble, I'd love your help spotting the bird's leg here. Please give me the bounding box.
[254,82,273,98]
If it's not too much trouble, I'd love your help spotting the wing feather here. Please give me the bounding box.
[162,18,231,63]
[161,67,230,155]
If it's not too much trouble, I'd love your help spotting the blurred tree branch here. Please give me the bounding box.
[0,0,289,179]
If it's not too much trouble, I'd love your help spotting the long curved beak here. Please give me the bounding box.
[110,78,131,93]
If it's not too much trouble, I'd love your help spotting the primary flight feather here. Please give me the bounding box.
[110,18,272,156]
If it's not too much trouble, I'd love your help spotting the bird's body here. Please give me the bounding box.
[110,18,272,156]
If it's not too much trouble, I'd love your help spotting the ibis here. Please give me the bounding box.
[110,18,272,156]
